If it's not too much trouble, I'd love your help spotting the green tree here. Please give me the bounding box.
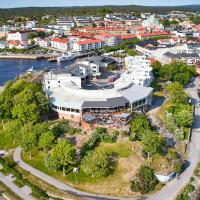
[141,130,163,157]
[6,120,22,144]
[81,149,117,178]
[159,61,196,85]
[174,110,193,128]
[28,33,36,40]
[130,113,151,140]
[20,124,38,158]
[151,61,162,75]
[39,132,55,151]
[12,89,40,123]
[127,49,137,56]
[131,165,158,194]
[166,82,188,104]
[46,140,75,175]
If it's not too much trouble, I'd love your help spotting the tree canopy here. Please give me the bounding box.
[131,165,158,194]
[81,149,117,178]
[46,140,75,174]
[158,61,196,85]
[165,82,188,104]
[0,79,50,123]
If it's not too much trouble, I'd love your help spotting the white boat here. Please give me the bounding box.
[26,66,36,74]
[57,52,77,62]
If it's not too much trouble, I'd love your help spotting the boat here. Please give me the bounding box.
[48,57,57,62]
[57,52,77,62]
[26,66,36,74]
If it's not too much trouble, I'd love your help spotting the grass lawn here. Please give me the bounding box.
[13,180,24,188]
[0,181,22,200]
[16,166,82,200]
[96,140,132,158]
[0,129,18,150]
[0,168,9,176]
[22,140,144,197]
[149,154,174,175]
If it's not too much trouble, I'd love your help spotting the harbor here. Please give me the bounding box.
[0,58,74,86]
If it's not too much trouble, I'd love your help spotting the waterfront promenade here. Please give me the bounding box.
[0,54,59,60]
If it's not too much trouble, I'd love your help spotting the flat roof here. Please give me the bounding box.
[82,97,129,108]
[49,83,153,110]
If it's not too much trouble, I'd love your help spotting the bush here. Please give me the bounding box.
[80,132,100,158]
[68,128,81,135]
[100,131,119,143]
[81,149,117,178]
[51,120,69,136]
[131,165,158,194]
[174,162,183,174]
[194,162,200,177]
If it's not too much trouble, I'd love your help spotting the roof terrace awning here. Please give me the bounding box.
[82,96,129,109]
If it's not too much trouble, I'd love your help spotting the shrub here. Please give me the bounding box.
[81,149,117,178]
[100,131,119,143]
[51,120,69,136]
[131,165,158,194]
[80,132,100,158]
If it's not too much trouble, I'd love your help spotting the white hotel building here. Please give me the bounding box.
[123,56,154,86]
[43,56,153,122]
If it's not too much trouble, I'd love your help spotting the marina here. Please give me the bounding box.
[0,58,74,86]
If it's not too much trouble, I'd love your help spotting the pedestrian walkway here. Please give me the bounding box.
[0,173,35,200]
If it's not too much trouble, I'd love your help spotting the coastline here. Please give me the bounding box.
[0,54,58,60]
[0,86,4,92]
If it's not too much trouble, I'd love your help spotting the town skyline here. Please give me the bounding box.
[1,0,200,8]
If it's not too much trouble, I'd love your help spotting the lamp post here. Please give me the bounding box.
[73,167,79,184]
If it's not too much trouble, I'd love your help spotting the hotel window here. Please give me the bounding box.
[71,108,75,112]
[66,108,70,112]
[75,109,79,113]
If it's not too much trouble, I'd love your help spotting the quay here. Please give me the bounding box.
[0,54,56,60]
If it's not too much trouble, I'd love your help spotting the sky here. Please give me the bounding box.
[1,0,200,8]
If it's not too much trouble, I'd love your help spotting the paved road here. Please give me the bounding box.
[148,78,200,200]
[13,78,200,200]
[0,173,35,200]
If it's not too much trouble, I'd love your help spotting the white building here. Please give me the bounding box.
[7,31,29,49]
[26,21,36,29]
[74,16,92,27]
[35,37,51,48]
[7,31,29,42]
[56,17,75,31]
[43,69,153,122]
[73,39,105,52]
[142,15,164,31]
[122,56,154,86]
[51,38,69,51]
[95,33,121,47]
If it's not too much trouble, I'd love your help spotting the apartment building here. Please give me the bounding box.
[123,56,154,86]
[51,37,69,51]
[73,39,105,52]
[7,31,29,49]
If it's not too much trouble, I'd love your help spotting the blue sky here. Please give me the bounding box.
[1,0,200,8]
